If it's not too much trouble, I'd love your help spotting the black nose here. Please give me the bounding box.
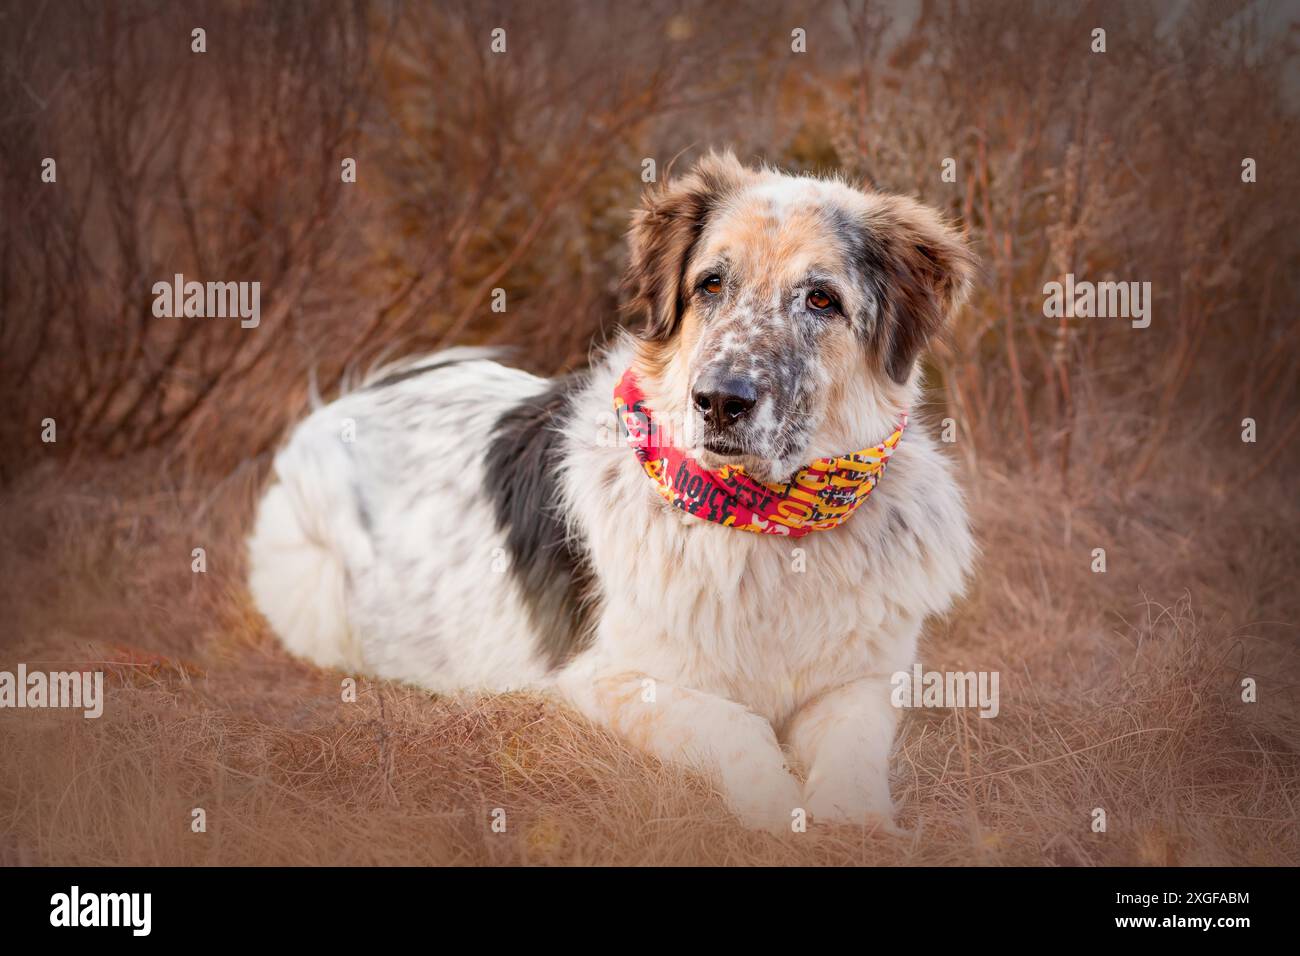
[692,375,758,427]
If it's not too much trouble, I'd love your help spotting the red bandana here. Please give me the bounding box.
[613,368,906,537]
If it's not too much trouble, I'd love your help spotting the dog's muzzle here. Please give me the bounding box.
[692,369,761,437]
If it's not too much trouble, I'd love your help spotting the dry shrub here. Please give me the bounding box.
[0,0,787,476]
[5,1,1296,479]
[0,1,373,475]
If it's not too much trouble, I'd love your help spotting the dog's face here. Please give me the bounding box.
[625,152,974,482]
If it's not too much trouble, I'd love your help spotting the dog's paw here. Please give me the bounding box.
[715,752,805,835]
[803,778,904,835]
[727,776,805,835]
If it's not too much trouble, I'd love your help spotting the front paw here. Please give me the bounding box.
[716,753,804,834]
[803,775,903,834]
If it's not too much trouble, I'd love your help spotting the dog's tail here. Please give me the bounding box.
[246,408,371,671]
[359,345,506,391]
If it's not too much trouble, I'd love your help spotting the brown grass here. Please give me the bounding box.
[1,435,1295,867]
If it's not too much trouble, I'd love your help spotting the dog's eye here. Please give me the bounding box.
[701,275,723,295]
[807,289,834,311]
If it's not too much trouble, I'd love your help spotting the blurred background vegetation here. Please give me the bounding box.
[2,0,1297,490]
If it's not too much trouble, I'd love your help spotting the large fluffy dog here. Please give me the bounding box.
[248,152,976,832]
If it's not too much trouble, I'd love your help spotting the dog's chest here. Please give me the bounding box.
[581,495,922,724]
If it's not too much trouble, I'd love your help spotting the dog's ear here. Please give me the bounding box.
[855,195,975,384]
[623,151,749,342]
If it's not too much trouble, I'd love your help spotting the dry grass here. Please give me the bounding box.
[1,436,1295,867]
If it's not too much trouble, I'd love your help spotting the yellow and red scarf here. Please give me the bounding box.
[613,369,906,537]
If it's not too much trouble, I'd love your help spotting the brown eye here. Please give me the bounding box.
[807,289,833,310]
[702,275,723,295]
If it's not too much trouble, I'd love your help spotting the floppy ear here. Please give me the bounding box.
[856,195,975,384]
[622,151,750,342]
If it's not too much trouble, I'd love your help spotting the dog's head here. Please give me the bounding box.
[624,151,974,483]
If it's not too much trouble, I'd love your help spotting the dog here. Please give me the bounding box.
[247,151,976,832]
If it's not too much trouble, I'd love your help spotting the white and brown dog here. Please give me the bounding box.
[248,152,976,832]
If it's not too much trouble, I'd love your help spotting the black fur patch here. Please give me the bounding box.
[484,373,596,669]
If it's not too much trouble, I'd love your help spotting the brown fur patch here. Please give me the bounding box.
[712,200,847,293]
[858,195,976,383]
[621,151,752,344]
